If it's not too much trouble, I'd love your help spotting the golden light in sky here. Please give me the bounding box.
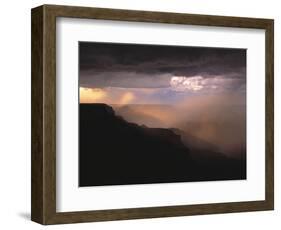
[80,87,107,103]
[80,87,136,104]
[119,92,135,104]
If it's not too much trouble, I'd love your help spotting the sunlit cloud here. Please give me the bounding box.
[170,76,204,91]
[170,75,240,92]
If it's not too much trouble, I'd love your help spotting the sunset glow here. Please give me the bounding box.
[79,87,107,103]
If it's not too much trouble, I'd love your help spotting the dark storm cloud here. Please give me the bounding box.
[79,42,246,89]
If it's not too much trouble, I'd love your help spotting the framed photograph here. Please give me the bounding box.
[31,4,274,225]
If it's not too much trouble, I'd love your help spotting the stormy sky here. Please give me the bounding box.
[79,42,246,105]
[79,42,246,156]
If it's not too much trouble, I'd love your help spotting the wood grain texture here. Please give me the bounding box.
[31,4,274,225]
[31,6,44,224]
[265,20,274,209]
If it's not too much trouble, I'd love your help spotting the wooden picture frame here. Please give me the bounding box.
[31,4,274,225]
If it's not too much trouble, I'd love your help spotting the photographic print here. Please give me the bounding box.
[79,42,246,187]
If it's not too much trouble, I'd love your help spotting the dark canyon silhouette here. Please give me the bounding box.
[79,103,246,187]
